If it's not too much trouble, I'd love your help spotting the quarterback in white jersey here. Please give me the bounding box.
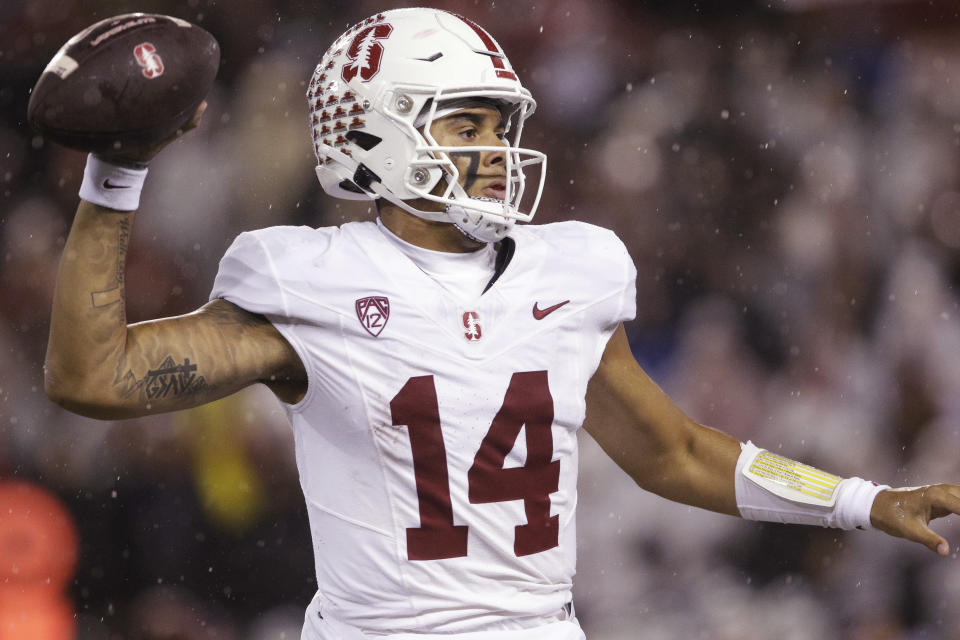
[45,6,960,640]
[211,219,633,634]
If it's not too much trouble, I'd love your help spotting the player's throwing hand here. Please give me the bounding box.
[98,100,207,166]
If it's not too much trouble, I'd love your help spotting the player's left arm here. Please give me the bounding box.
[583,323,960,555]
[583,323,741,516]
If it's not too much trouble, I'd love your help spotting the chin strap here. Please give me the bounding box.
[366,180,447,222]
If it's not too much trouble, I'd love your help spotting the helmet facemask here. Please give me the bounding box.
[390,93,546,243]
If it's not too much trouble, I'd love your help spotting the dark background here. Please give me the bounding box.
[3,0,960,638]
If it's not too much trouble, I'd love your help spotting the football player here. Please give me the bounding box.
[44,8,960,640]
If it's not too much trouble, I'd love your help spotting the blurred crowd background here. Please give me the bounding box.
[3,0,960,638]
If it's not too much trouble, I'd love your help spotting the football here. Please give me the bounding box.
[27,13,219,154]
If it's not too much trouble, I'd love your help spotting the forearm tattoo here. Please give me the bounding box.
[116,217,130,285]
[90,217,131,309]
[116,355,207,401]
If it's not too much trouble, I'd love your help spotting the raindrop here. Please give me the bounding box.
[83,87,102,106]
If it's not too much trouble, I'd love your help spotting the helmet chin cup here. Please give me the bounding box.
[445,199,514,243]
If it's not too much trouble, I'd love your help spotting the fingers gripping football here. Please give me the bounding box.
[870,484,960,556]
[99,100,207,165]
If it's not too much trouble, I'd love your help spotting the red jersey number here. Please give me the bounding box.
[390,371,559,561]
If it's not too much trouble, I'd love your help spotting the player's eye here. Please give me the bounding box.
[459,128,478,140]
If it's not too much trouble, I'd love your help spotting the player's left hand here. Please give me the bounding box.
[870,484,960,556]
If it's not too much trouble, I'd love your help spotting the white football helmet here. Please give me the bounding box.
[307,8,546,242]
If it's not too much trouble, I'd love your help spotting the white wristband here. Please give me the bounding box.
[834,475,889,530]
[735,441,890,530]
[78,153,148,211]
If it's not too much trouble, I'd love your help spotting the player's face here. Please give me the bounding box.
[428,107,508,201]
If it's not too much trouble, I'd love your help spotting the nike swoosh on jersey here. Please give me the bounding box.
[532,299,570,320]
[102,179,131,189]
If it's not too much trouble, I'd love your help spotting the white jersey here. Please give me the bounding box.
[210,220,636,635]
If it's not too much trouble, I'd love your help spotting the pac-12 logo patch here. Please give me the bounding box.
[133,42,164,79]
[356,296,390,337]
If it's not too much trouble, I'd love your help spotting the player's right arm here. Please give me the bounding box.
[44,200,305,420]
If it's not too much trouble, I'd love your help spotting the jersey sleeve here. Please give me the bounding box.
[594,227,637,330]
[209,230,291,317]
[209,226,339,409]
[574,224,637,374]
[209,225,337,318]
[567,223,636,333]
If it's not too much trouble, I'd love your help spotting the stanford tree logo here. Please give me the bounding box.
[341,23,393,83]
[463,311,482,341]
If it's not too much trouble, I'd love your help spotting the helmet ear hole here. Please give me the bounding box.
[352,164,382,191]
[338,180,366,195]
[345,130,382,151]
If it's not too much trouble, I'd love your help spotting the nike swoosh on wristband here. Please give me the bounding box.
[102,178,131,189]
[532,300,570,320]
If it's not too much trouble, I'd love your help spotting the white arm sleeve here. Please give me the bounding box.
[735,441,890,530]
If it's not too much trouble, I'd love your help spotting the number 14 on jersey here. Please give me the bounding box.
[390,371,560,561]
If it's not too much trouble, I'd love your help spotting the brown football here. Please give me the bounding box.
[27,13,219,154]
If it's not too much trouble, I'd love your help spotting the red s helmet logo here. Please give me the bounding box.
[341,24,393,83]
